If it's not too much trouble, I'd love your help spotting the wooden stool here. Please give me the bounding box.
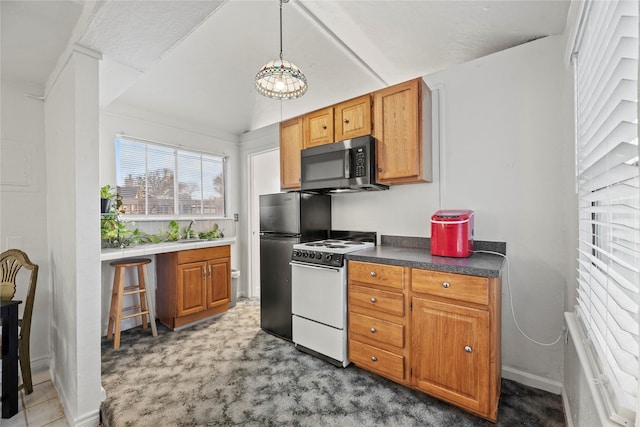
[107,258,158,349]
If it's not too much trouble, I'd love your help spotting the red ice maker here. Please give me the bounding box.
[430,210,474,258]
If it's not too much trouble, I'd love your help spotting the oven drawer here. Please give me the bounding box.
[349,312,404,348]
[293,315,347,364]
[348,261,404,290]
[349,284,404,317]
[412,269,489,305]
[349,339,405,382]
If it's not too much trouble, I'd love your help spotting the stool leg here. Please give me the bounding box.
[113,266,126,349]
[107,266,120,340]
[142,264,158,337]
[137,265,149,330]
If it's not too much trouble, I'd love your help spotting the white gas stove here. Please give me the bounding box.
[290,238,374,367]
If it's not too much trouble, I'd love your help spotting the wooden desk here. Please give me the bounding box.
[1,299,21,419]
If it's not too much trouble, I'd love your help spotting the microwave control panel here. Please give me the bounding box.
[354,147,366,177]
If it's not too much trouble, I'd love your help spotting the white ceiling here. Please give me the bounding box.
[1,0,571,138]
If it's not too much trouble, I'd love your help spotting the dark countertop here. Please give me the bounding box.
[345,236,506,278]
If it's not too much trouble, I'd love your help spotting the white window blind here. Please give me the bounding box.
[116,136,226,218]
[574,0,639,424]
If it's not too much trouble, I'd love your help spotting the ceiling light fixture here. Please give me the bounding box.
[255,0,307,99]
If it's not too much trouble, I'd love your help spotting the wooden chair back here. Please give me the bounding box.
[0,249,38,337]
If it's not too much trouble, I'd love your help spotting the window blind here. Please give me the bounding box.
[574,0,639,424]
[115,136,226,218]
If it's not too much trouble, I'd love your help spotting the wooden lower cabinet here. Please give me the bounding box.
[348,261,410,385]
[157,246,231,330]
[348,261,502,422]
[412,297,492,417]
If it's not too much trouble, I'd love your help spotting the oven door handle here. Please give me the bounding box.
[289,261,342,272]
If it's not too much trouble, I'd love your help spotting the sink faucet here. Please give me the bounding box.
[185,219,196,239]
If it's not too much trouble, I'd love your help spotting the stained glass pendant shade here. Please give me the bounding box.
[255,0,307,99]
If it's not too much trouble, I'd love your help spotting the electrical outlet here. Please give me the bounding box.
[234,213,239,222]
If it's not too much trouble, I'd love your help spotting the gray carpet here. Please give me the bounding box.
[101,298,565,426]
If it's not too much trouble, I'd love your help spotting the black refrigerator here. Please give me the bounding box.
[259,192,331,340]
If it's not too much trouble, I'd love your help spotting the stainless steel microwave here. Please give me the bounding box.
[300,135,389,193]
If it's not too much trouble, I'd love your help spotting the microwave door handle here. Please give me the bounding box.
[344,150,351,178]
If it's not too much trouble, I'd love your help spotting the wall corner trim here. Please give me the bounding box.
[72,43,103,61]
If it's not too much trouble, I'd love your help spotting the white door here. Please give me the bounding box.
[249,149,280,298]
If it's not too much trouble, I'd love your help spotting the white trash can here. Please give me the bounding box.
[230,269,240,308]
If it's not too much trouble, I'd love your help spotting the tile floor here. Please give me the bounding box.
[1,368,68,427]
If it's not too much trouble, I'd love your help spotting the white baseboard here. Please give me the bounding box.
[502,365,563,395]
[52,367,100,427]
[30,354,49,373]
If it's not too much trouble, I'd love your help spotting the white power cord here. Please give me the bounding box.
[474,250,565,347]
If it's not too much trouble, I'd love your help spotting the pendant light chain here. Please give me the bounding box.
[279,0,284,61]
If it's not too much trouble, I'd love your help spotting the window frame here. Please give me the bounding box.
[115,135,227,221]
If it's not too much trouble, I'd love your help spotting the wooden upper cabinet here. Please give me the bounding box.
[334,94,372,141]
[280,116,304,190]
[304,107,334,148]
[373,78,432,184]
[304,94,372,148]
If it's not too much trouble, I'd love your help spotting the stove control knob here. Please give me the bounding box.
[316,252,323,259]
[293,250,300,257]
[302,251,308,258]
[325,254,332,261]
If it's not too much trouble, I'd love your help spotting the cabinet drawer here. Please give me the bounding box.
[348,261,404,290]
[349,312,404,348]
[177,246,230,264]
[412,269,489,305]
[349,285,404,317]
[349,339,405,381]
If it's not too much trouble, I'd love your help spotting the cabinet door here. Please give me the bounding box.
[206,257,230,309]
[411,296,490,415]
[280,117,304,190]
[373,79,422,183]
[177,261,207,317]
[334,95,371,141]
[304,107,334,148]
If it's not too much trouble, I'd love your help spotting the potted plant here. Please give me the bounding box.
[100,185,115,214]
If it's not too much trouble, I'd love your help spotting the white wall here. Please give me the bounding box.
[333,35,571,392]
[238,123,280,297]
[98,109,242,332]
[44,46,102,426]
[0,80,51,371]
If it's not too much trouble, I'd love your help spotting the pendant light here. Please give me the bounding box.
[255,0,307,99]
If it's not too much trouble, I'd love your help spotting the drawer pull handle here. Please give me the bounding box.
[464,346,472,353]
[370,327,377,333]
[442,282,450,288]
[371,356,378,362]
[370,297,377,303]
[370,271,377,277]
